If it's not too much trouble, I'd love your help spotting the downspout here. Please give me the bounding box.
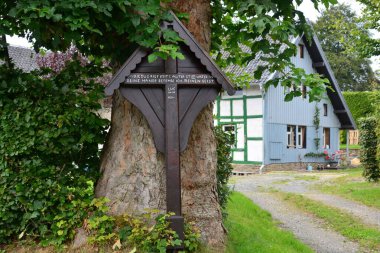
[259,85,266,174]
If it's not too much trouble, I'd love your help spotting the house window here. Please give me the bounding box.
[302,85,307,98]
[299,44,304,58]
[323,103,328,116]
[298,126,307,149]
[323,128,330,149]
[222,124,236,147]
[287,125,296,148]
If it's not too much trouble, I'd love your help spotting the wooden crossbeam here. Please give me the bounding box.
[312,62,325,68]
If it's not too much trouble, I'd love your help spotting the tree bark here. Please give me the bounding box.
[96,0,225,248]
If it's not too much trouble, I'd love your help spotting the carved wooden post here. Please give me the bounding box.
[164,58,184,240]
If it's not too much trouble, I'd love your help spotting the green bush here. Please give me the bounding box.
[359,117,380,182]
[0,62,109,245]
[214,126,234,212]
[343,91,377,122]
[375,93,380,177]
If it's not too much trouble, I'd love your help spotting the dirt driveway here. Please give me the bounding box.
[232,171,380,253]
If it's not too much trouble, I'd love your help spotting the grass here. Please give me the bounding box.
[340,144,361,150]
[293,175,319,181]
[315,168,380,209]
[224,192,313,253]
[279,192,380,251]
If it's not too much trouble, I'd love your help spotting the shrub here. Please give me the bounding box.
[214,125,234,212]
[0,62,109,244]
[84,208,201,252]
[359,117,380,182]
[343,91,377,122]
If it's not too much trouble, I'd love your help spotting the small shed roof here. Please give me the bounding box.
[105,12,235,96]
[0,46,38,72]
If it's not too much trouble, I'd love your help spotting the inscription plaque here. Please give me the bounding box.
[124,73,217,85]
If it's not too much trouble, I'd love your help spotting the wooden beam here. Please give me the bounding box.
[334,110,347,114]
[312,62,325,68]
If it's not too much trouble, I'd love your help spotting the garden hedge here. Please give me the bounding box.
[343,91,377,122]
[359,117,380,182]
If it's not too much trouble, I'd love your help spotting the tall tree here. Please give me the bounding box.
[1,0,336,248]
[357,0,380,57]
[313,3,379,91]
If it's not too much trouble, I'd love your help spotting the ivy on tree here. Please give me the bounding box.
[0,60,109,244]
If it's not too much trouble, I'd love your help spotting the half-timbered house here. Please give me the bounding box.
[214,34,356,169]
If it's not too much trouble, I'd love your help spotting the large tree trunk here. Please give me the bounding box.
[96,0,225,248]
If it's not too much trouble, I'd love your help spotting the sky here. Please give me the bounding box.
[6,0,380,71]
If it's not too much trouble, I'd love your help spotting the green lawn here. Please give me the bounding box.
[280,192,380,252]
[224,192,313,253]
[339,144,361,150]
[316,168,380,209]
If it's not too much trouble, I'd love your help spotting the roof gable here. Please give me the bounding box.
[105,12,235,96]
[303,34,356,129]
[222,34,356,130]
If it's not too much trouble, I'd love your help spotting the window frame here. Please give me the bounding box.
[297,126,307,149]
[323,127,331,149]
[287,125,297,149]
[323,103,328,116]
[299,44,304,59]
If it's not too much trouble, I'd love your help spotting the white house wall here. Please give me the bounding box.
[264,43,342,164]
[214,86,264,164]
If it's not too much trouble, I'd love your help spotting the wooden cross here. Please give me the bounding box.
[105,12,235,252]
[121,57,219,248]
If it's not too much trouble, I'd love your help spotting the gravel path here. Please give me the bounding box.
[232,171,380,253]
[242,191,360,253]
[233,172,380,229]
[306,193,380,229]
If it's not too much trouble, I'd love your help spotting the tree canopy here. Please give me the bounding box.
[313,3,379,91]
[0,0,340,101]
[357,0,380,57]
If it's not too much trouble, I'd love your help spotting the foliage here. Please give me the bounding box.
[225,192,313,253]
[0,61,109,244]
[343,91,377,122]
[304,152,325,158]
[313,4,379,91]
[214,125,234,213]
[313,104,321,150]
[376,93,380,164]
[357,0,380,56]
[1,0,337,101]
[0,1,182,65]
[85,209,200,253]
[211,0,335,101]
[359,117,380,182]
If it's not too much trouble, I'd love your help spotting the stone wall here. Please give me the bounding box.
[263,162,325,172]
